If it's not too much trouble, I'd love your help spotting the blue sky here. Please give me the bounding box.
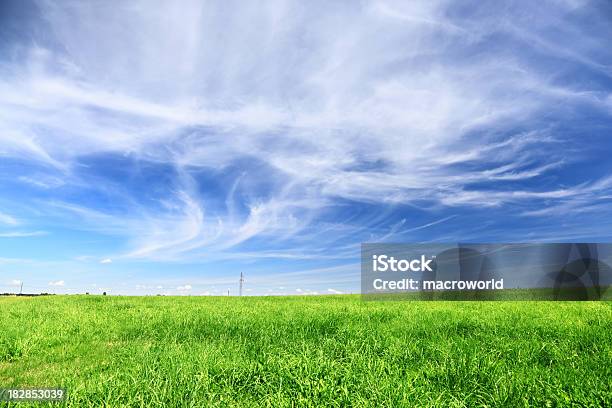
[1,0,612,295]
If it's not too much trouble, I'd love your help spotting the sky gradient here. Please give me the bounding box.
[1,0,612,295]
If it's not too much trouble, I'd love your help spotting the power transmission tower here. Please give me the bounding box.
[239,272,244,296]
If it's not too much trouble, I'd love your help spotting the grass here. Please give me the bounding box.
[0,295,611,407]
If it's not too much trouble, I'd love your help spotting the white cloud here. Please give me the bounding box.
[0,0,611,261]
[0,231,47,238]
[0,212,18,226]
[17,175,65,189]
[176,284,192,291]
[48,280,65,286]
[9,279,22,286]
[100,258,112,264]
[327,288,344,294]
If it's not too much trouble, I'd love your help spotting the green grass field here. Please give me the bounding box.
[1,295,610,407]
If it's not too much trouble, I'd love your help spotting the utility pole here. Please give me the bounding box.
[239,272,244,296]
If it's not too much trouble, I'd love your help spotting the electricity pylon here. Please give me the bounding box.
[239,272,244,296]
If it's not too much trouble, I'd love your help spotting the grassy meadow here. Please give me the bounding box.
[0,295,611,407]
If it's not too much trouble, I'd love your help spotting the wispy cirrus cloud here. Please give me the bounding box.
[0,0,611,287]
[0,212,19,226]
[0,231,47,238]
